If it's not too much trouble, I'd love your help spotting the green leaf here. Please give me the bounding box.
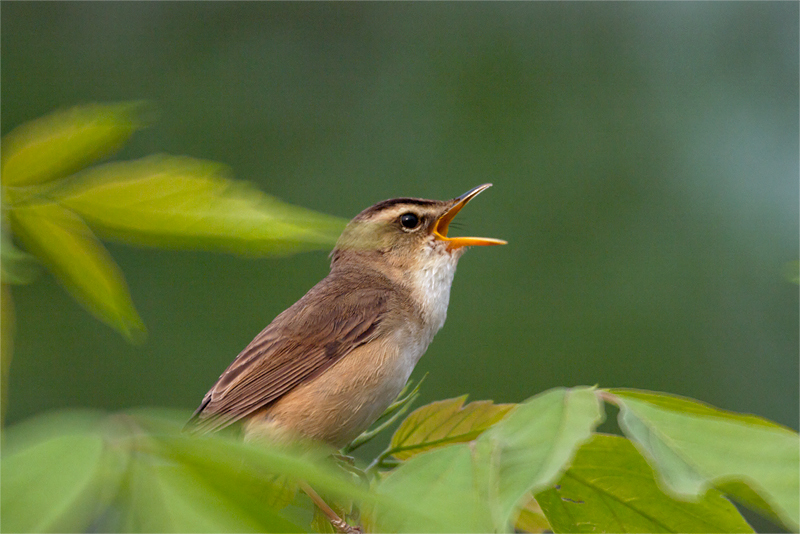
[388,395,514,460]
[2,435,108,532]
[536,434,753,533]
[607,388,799,531]
[482,386,604,530]
[0,229,41,285]
[8,202,144,340]
[111,453,303,533]
[1,102,147,187]
[374,387,604,532]
[3,409,416,533]
[1,412,126,533]
[716,480,788,528]
[374,442,496,532]
[53,155,345,255]
[129,439,309,532]
[513,495,550,533]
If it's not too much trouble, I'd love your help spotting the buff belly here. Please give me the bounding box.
[243,328,427,448]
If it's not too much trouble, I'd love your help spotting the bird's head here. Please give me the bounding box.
[331,184,506,274]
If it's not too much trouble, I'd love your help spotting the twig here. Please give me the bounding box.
[298,480,363,534]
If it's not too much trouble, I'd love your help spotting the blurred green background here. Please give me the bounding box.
[2,0,797,460]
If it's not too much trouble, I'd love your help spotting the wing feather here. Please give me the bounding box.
[187,268,396,434]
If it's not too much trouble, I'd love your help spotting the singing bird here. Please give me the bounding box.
[189,184,505,448]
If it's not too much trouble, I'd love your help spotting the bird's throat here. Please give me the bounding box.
[409,244,461,337]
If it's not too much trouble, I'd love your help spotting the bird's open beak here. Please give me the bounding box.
[433,183,508,249]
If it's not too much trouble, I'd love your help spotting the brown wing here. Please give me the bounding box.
[187,268,394,434]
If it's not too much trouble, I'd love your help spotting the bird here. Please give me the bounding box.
[188,184,506,449]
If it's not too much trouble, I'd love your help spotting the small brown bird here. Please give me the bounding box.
[189,184,506,448]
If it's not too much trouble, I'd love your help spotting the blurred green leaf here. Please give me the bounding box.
[2,409,412,533]
[53,155,345,254]
[536,434,753,533]
[374,443,495,532]
[0,229,41,285]
[1,415,126,533]
[608,388,799,531]
[110,453,303,533]
[374,387,603,532]
[135,439,308,532]
[387,395,514,460]
[8,202,145,340]
[1,102,147,188]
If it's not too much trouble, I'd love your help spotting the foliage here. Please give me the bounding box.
[1,105,797,533]
[0,103,345,425]
[608,388,799,529]
[535,434,753,533]
[2,386,797,533]
[0,103,345,339]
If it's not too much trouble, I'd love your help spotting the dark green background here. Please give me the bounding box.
[3,1,798,459]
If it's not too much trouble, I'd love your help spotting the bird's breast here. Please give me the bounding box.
[247,327,432,448]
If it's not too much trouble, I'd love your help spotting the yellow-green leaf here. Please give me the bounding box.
[375,387,603,532]
[608,388,799,531]
[1,410,341,533]
[8,202,144,340]
[1,102,147,187]
[54,155,345,255]
[514,495,550,533]
[1,430,124,533]
[389,395,513,460]
[1,230,41,285]
[536,434,753,533]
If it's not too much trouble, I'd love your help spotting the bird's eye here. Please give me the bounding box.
[400,212,420,229]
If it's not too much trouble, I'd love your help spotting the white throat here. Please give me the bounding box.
[382,241,464,402]
[410,241,463,339]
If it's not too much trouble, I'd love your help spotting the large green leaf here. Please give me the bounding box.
[1,411,126,533]
[2,435,111,532]
[608,388,799,531]
[53,155,345,254]
[536,434,753,533]
[388,395,513,460]
[0,229,41,285]
[2,409,414,533]
[482,386,604,530]
[115,410,389,531]
[1,103,146,187]
[373,442,495,532]
[8,202,144,340]
[110,450,304,533]
[374,387,603,532]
